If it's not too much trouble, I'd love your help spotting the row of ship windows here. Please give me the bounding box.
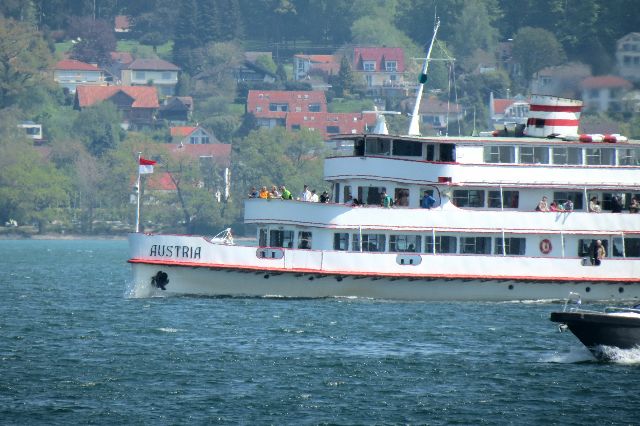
[260,229,640,258]
[484,145,640,166]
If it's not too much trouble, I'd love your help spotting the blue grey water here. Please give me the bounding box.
[1,239,639,425]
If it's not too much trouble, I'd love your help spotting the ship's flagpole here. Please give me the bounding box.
[135,152,142,233]
[408,18,440,136]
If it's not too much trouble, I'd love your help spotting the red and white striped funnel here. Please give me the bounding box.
[525,95,582,137]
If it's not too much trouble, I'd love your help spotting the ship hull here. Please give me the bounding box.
[550,311,640,352]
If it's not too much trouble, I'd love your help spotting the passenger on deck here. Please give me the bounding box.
[549,201,562,212]
[248,187,259,198]
[421,191,436,209]
[381,190,394,208]
[310,189,319,202]
[612,195,623,213]
[536,196,549,212]
[588,196,602,213]
[563,199,574,211]
[319,191,330,203]
[346,196,360,206]
[591,240,606,266]
[269,185,281,199]
[280,186,293,200]
[259,186,269,199]
[298,184,312,201]
[630,197,639,213]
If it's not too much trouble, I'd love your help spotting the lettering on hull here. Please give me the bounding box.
[149,245,201,259]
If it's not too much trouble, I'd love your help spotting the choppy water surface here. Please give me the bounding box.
[1,239,639,425]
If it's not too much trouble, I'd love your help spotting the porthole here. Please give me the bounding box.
[264,274,270,279]
[508,284,514,290]
[619,287,624,293]
[585,286,591,293]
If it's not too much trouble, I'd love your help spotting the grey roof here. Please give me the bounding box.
[125,59,180,71]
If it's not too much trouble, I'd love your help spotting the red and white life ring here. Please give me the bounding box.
[539,239,552,254]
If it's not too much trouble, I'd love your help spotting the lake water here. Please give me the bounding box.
[1,239,639,424]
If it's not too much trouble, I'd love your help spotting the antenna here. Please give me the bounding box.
[408,18,440,136]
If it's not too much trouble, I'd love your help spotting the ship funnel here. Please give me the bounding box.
[525,95,582,137]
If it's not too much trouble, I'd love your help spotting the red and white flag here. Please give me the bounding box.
[139,157,156,174]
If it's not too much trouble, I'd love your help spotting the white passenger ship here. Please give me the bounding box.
[128,91,640,301]
[128,23,640,301]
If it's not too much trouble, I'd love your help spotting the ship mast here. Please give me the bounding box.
[408,18,440,136]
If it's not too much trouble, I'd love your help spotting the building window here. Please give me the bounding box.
[308,103,321,112]
[162,72,171,80]
[269,103,288,112]
[352,234,386,252]
[519,146,549,164]
[298,231,312,249]
[488,190,519,208]
[392,140,422,156]
[552,147,582,165]
[484,146,514,163]
[389,235,421,252]
[334,233,349,251]
[363,61,376,71]
[495,237,526,255]
[385,61,397,72]
[460,237,492,254]
[134,71,145,80]
[452,190,485,208]
[269,230,294,248]
[291,124,301,131]
[326,126,340,134]
[425,235,457,254]
[585,148,615,165]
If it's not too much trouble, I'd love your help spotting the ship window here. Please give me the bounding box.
[333,233,349,251]
[354,139,365,156]
[585,147,615,165]
[623,192,640,210]
[439,144,456,161]
[461,237,492,254]
[617,148,640,166]
[358,186,385,206]
[394,188,410,207]
[553,191,583,210]
[577,239,608,257]
[352,234,386,252]
[488,190,519,208]
[259,228,268,246]
[343,185,352,204]
[519,146,549,164]
[298,231,312,249]
[425,144,435,161]
[425,235,457,254]
[452,190,485,208]
[389,235,421,252]
[495,237,526,255]
[365,138,390,155]
[484,146,514,163]
[392,140,422,156]
[552,147,582,165]
[612,238,640,257]
[269,230,294,248]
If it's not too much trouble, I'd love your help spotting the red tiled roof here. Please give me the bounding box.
[76,86,159,108]
[170,126,198,137]
[125,59,180,71]
[115,15,131,31]
[581,75,632,89]
[247,90,327,117]
[55,59,102,71]
[285,112,377,139]
[110,51,134,64]
[353,47,405,72]
[146,172,177,191]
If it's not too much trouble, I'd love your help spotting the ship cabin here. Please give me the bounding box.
[325,132,640,213]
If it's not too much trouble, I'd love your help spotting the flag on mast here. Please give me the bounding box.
[139,157,156,174]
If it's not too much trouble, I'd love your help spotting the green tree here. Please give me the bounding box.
[0,15,54,109]
[449,0,499,60]
[72,102,123,157]
[336,55,354,97]
[67,17,117,66]
[512,27,566,82]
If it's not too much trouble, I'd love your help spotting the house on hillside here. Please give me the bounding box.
[401,96,463,135]
[18,121,44,143]
[352,47,407,98]
[293,54,340,90]
[106,51,134,84]
[530,63,591,99]
[233,51,277,83]
[158,96,193,124]
[121,59,181,97]
[170,125,218,145]
[114,15,131,35]
[75,85,159,129]
[247,90,327,129]
[580,75,632,113]
[285,112,376,140]
[53,59,107,94]
[616,32,640,83]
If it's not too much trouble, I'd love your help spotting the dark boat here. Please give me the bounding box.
[550,293,640,358]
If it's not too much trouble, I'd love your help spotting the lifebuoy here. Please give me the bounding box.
[539,239,552,254]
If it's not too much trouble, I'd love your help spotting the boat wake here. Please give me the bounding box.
[542,345,640,364]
